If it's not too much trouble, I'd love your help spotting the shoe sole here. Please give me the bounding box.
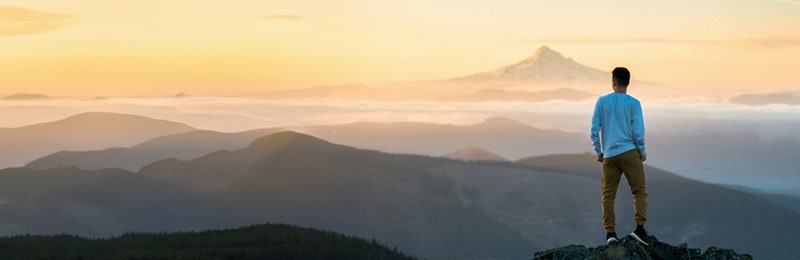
[629,232,649,245]
[606,237,619,246]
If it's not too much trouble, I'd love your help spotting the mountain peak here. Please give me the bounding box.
[535,45,554,53]
[524,45,567,64]
[2,93,50,100]
[65,112,157,121]
[454,46,608,82]
[22,112,196,132]
[248,131,331,151]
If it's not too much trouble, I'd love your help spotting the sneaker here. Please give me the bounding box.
[606,232,619,245]
[630,228,649,245]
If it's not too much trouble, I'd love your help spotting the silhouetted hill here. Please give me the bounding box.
[138,131,339,192]
[0,112,196,167]
[297,117,587,160]
[0,166,239,236]
[28,117,583,171]
[445,147,508,162]
[27,128,282,171]
[0,223,415,259]
[532,236,751,260]
[761,193,800,215]
[722,184,800,215]
[5,133,800,258]
[142,131,537,259]
[1,93,50,100]
[646,129,800,196]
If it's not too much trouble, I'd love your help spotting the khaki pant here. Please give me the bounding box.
[601,149,647,232]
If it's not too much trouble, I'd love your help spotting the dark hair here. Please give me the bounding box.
[612,67,630,87]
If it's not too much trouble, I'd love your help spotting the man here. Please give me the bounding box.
[590,67,649,246]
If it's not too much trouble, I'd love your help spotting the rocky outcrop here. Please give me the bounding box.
[532,236,752,260]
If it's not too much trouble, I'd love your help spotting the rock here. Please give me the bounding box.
[533,245,592,260]
[531,236,753,260]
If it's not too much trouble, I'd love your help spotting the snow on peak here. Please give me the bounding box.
[455,46,608,82]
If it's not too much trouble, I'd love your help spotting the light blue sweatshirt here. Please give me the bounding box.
[590,92,646,158]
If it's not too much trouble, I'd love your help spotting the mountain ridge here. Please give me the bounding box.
[445,147,508,162]
[0,112,196,168]
[28,116,583,171]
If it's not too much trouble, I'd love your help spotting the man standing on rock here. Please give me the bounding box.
[590,67,649,246]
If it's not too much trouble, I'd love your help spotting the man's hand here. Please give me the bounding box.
[596,154,603,163]
[642,155,647,162]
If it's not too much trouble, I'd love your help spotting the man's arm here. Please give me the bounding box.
[590,99,603,162]
[632,101,646,160]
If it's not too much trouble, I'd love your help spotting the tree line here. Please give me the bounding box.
[0,223,416,259]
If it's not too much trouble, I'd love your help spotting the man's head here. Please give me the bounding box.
[612,67,630,88]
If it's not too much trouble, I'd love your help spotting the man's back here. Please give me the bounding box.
[591,92,646,159]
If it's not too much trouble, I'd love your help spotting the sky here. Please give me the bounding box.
[1,0,799,96]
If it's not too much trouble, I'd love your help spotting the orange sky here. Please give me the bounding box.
[1,1,799,96]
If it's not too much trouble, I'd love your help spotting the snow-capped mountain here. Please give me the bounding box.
[454,46,609,82]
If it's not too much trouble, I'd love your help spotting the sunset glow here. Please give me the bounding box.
[2,0,799,96]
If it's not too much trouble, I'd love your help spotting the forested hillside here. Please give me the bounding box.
[0,223,415,259]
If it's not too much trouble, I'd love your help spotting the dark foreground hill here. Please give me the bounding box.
[532,235,751,260]
[0,223,415,260]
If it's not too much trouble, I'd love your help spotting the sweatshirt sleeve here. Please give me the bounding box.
[590,98,603,156]
[632,101,646,156]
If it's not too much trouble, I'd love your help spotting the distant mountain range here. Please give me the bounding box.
[27,116,585,171]
[0,112,196,168]
[3,131,799,259]
[27,128,284,171]
[263,46,663,102]
[23,113,800,198]
[729,90,800,106]
[1,93,50,100]
[297,116,588,159]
